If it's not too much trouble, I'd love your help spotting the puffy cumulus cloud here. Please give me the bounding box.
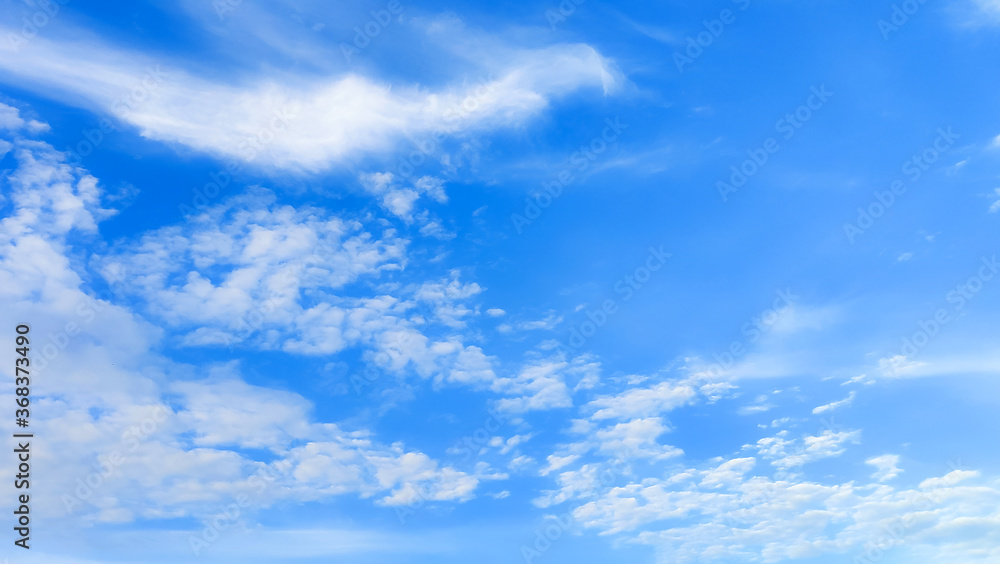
[97,186,406,341]
[256,436,488,509]
[534,463,619,509]
[359,172,448,223]
[411,270,482,328]
[0,101,49,133]
[42,404,486,525]
[0,22,620,171]
[586,379,698,420]
[357,325,498,389]
[542,450,1000,563]
[172,377,315,451]
[591,418,683,461]
[749,429,861,469]
[367,451,481,506]
[526,369,1000,563]
[416,216,456,240]
[867,454,903,483]
[541,416,683,471]
[0,135,488,529]
[491,355,600,413]
[527,370,1000,564]
[96,192,496,390]
[919,469,980,490]
[0,139,115,241]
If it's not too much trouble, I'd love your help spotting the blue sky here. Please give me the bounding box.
[2,0,1000,562]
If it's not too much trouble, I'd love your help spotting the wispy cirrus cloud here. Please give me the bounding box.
[0,18,621,172]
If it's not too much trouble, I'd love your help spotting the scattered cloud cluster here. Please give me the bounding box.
[0,132,487,527]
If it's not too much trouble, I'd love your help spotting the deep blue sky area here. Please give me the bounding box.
[1,0,1000,562]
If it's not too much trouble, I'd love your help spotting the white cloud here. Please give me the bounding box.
[0,133,490,527]
[812,391,856,414]
[0,26,620,171]
[699,457,756,488]
[493,359,574,413]
[750,429,861,469]
[172,377,314,450]
[878,354,927,377]
[989,188,1000,213]
[495,434,531,455]
[497,310,564,333]
[412,271,482,328]
[737,394,775,415]
[359,173,449,224]
[552,450,1000,563]
[541,454,581,476]
[867,454,903,482]
[0,102,25,130]
[876,354,1000,378]
[0,101,49,133]
[0,140,116,240]
[843,373,875,386]
[920,469,979,489]
[492,355,599,413]
[418,218,456,240]
[97,187,409,349]
[592,418,683,461]
[90,191,490,390]
[586,380,696,420]
[737,403,774,415]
